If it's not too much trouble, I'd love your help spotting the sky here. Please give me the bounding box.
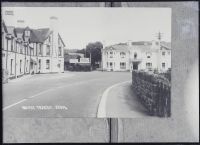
[2,7,171,49]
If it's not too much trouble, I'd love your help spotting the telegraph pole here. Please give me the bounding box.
[155,31,163,41]
[90,50,92,71]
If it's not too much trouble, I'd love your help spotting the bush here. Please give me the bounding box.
[66,64,91,71]
[132,70,171,117]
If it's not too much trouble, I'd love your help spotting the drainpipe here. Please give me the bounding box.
[15,40,17,78]
[29,47,31,74]
[36,43,38,73]
[6,38,8,70]
[24,43,26,75]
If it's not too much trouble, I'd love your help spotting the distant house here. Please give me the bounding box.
[101,40,171,72]
[2,16,65,80]
[64,51,85,70]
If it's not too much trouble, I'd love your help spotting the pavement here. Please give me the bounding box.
[104,81,149,118]
[3,71,143,118]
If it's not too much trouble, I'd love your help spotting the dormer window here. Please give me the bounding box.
[110,51,113,58]
[120,52,126,58]
[134,52,137,59]
[48,36,51,43]
[25,30,30,37]
[146,52,152,58]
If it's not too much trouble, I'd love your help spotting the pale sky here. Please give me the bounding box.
[2,7,171,49]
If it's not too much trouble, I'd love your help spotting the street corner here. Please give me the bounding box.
[97,80,149,118]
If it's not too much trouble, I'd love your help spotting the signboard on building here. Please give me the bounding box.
[69,59,78,63]
[79,58,90,63]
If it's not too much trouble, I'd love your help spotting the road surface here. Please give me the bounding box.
[3,71,131,118]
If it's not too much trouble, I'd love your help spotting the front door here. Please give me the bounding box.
[132,63,138,70]
[110,62,113,71]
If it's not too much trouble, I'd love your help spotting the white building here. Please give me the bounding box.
[2,11,65,80]
[102,40,171,72]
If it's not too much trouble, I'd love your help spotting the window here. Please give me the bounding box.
[46,60,50,69]
[58,38,61,45]
[20,60,22,73]
[26,60,29,72]
[146,62,152,69]
[162,63,165,68]
[10,59,13,75]
[39,59,41,70]
[31,48,34,56]
[59,47,62,56]
[26,47,29,55]
[25,30,30,37]
[11,39,14,52]
[120,62,126,69]
[2,53,5,57]
[46,45,50,56]
[16,43,19,53]
[2,33,4,50]
[168,51,170,55]
[146,52,151,58]
[162,51,165,56]
[134,52,137,59]
[38,44,42,55]
[110,51,113,58]
[107,62,109,68]
[120,52,126,58]
[58,60,61,68]
[109,62,113,69]
[20,45,23,54]
[48,36,51,43]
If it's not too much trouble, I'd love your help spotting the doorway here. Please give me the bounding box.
[132,63,138,70]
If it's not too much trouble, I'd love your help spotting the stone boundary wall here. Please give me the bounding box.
[132,70,171,117]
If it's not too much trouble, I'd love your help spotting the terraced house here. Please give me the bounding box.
[101,40,171,72]
[1,16,65,80]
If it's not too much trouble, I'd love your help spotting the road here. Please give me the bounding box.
[3,71,131,118]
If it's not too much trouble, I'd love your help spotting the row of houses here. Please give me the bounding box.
[101,40,171,72]
[2,16,65,80]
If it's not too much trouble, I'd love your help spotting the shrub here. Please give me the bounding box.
[132,70,171,117]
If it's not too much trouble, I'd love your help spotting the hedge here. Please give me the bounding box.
[132,70,171,117]
[67,64,91,72]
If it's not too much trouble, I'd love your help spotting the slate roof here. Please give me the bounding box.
[5,26,52,43]
[2,21,8,33]
[131,41,152,45]
[160,41,171,49]
[6,26,15,37]
[58,33,66,47]
[104,44,130,52]
[130,44,154,52]
[29,28,51,43]
[104,41,171,52]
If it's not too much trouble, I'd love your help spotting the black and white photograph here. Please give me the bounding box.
[2,7,171,118]
[1,2,199,143]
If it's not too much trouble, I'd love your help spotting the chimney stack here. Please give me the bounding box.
[16,19,26,27]
[3,10,15,27]
[127,40,132,47]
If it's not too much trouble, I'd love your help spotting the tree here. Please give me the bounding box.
[85,41,103,67]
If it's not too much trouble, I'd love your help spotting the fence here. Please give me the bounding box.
[132,70,171,117]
